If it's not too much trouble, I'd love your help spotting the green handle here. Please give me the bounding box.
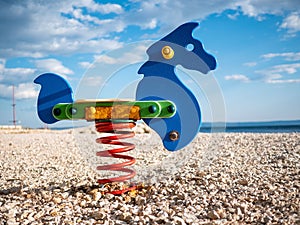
[52,100,176,121]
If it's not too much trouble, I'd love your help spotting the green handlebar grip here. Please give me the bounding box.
[52,100,176,121]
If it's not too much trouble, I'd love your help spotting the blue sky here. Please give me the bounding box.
[0,0,299,128]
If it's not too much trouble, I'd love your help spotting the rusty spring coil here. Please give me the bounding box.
[95,121,139,195]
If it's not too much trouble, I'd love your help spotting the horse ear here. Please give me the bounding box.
[161,22,198,45]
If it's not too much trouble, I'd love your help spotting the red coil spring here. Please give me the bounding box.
[95,121,138,195]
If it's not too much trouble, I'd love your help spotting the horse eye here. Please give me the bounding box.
[186,43,194,51]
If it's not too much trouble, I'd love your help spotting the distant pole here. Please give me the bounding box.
[12,85,16,127]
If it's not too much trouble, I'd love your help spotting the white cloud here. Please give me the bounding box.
[0,59,36,85]
[0,0,299,59]
[90,3,124,14]
[119,0,300,38]
[224,74,250,82]
[0,68,36,84]
[238,1,260,18]
[0,1,125,58]
[72,8,101,24]
[35,58,73,76]
[262,52,300,61]
[0,83,38,100]
[94,44,148,65]
[243,62,257,67]
[0,58,5,71]
[270,63,300,74]
[95,51,145,65]
[0,0,299,100]
[15,83,38,99]
[145,18,158,30]
[123,0,237,30]
[73,0,124,14]
[227,12,240,20]
[255,53,300,83]
[79,61,93,69]
[226,63,300,84]
[0,58,72,100]
[79,76,103,87]
[256,63,300,83]
[280,12,300,34]
[95,55,118,64]
[266,78,300,84]
[70,7,124,28]
[236,0,300,19]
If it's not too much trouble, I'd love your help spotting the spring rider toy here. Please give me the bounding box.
[34,22,217,194]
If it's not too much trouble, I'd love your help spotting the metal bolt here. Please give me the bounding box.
[148,105,157,113]
[163,47,171,54]
[69,107,77,115]
[53,108,61,116]
[161,46,174,60]
[167,105,175,113]
[169,130,179,141]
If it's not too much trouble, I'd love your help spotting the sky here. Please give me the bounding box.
[0,0,299,128]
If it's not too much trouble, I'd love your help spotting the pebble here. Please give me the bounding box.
[173,216,187,225]
[52,197,62,204]
[238,179,248,186]
[0,129,299,224]
[207,210,220,220]
[91,211,106,220]
[135,195,147,205]
[92,191,101,201]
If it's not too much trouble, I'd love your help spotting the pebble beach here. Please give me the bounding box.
[0,125,299,225]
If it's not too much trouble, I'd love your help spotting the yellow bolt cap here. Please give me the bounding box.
[161,46,174,60]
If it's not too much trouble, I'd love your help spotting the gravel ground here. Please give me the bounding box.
[0,125,299,225]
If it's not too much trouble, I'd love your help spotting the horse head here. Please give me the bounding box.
[136,22,217,151]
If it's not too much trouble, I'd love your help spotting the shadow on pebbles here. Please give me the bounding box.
[0,126,299,224]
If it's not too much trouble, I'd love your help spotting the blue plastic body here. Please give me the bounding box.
[136,22,216,151]
[33,22,217,152]
[34,73,73,124]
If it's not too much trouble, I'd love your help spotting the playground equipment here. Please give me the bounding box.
[34,22,217,194]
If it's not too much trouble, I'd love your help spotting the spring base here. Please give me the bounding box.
[95,121,139,195]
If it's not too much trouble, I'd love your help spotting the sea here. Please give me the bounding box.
[51,120,300,133]
[199,120,300,133]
